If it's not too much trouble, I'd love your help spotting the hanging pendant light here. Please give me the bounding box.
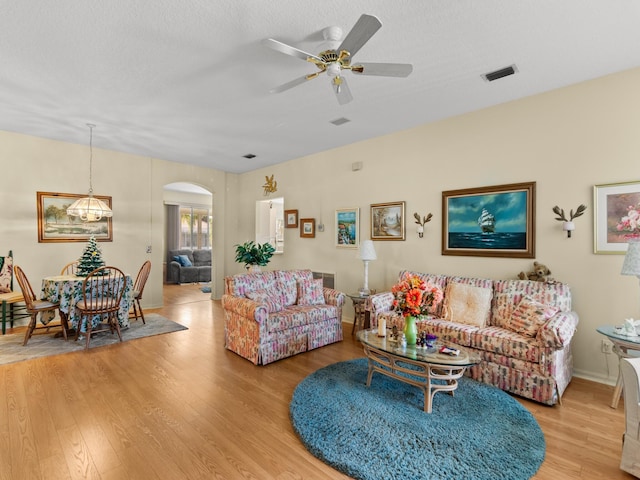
[66,124,113,222]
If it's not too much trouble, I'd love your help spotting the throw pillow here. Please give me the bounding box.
[246,289,284,313]
[297,278,325,305]
[0,255,12,292]
[178,255,193,267]
[506,297,559,337]
[442,282,493,327]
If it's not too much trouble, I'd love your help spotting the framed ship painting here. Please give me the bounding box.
[442,182,535,258]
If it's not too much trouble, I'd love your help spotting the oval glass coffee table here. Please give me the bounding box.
[356,328,480,413]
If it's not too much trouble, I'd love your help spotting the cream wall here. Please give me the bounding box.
[2,66,639,383]
[0,131,227,308]
[228,66,640,384]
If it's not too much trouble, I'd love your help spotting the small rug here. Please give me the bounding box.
[0,313,188,366]
[290,358,545,480]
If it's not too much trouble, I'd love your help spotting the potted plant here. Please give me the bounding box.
[234,241,275,271]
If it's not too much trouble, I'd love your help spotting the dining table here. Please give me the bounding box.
[41,274,133,333]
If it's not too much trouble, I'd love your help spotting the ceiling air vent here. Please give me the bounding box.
[330,117,351,126]
[483,64,517,82]
[242,153,256,159]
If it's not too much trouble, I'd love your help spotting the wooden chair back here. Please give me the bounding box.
[13,265,37,311]
[79,266,126,316]
[60,261,79,276]
[133,261,151,298]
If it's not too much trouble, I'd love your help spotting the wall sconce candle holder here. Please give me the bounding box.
[552,204,586,238]
[414,212,433,238]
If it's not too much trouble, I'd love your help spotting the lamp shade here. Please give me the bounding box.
[358,240,377,261]
[66,196,113,222]
[622,241,640,276]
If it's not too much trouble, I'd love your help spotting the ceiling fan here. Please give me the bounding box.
[262,14,413,105]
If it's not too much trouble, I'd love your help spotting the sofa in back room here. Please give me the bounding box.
[367,270,579,405]
[167,248,211,284]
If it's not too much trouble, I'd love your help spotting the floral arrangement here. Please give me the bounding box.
[391,274,443,318]
[616,203,640,235]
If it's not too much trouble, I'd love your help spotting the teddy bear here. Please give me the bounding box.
[518,261,553,282]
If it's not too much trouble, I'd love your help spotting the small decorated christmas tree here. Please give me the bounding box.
[76,236,106,276]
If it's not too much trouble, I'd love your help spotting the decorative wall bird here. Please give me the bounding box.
[263,175,278,196]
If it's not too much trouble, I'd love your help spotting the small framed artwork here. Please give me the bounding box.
[594,180,640,254]
[335,208,359,248]
[37,191,113,243]
[300,218,316,238]
[285,209,298,228]
[442,182,535,258]
[370,201,406,241]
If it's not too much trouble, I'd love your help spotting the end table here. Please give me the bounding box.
[346,293,369,335]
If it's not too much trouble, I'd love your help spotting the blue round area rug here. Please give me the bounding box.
[290,358,545,480]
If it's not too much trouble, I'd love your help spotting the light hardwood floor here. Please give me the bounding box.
[0,284,634,479]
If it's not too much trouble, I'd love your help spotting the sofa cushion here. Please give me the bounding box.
[192,249,211,266]
[246,288,284,313]
[297,278,324,305]
[174,254,193,267]
[442,282,493,327]
[471,326,542,363]
[276,270,313,306]
[225,271,277,297]
[491,279,571,328]
[266,304,338,333]
[505,297,559,337]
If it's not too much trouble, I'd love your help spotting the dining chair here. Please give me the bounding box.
[14,265,68,345]
[60,261,79,276]
[74,266,126,349]
[130,260,151,324]
[621,357,640,477]
[0,250,27,334]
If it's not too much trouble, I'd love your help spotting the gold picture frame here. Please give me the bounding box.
[37,191,113,243]
[285,209,298,228]
[594,180,640,254]
[370,201,405,241]
[300,218,315,238]
[442,182,535,258]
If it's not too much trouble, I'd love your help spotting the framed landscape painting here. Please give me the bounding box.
[335,208,359,248]
[37,191,113,243]
[370,201,405,241]
[441,182,535,258]
[594,180,640,254]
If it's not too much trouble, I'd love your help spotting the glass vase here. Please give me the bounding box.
[404,315,418,345]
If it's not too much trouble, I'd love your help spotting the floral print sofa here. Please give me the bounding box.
[367,270,579,405]
[222,269,345,365]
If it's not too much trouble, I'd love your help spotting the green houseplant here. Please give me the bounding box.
[234,241,275,270]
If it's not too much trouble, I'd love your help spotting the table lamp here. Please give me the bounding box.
[357,240,377,296]
[621,241,640,311]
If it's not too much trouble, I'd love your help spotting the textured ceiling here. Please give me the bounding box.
[1,1,640,174]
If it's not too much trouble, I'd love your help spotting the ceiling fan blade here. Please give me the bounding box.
[262,38,323,63]
[270,74,313,94]
[332,76,353,105]
[337,14,382,60]
[351,62,413,77]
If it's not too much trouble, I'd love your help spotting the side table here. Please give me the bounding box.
[346,293,369,335]
[596,325,640,408]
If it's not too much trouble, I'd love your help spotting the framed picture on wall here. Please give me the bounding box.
[370,201,405,240]
[335,208,359,248]
[37,191,113,243]
[594,180,640,254]
[441,182,535,258]
[300,218,315,238]
[285,209,298,228]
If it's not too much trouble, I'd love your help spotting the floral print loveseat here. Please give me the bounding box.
[367,270,579,405]
[222,269,345,365]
